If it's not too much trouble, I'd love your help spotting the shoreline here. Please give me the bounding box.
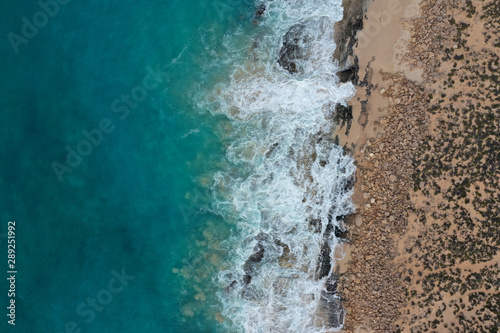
[333,0,500,331]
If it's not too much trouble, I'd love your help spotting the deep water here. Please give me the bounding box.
[0,0,355,332]
[0,0,250,332]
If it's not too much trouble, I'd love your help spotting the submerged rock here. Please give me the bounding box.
[320,276,344,328]
[321,291,345,328]
[242,242,266,284]
[317,242,332,279]
[274,238,294,268]
[243,274,252,285]
[277,24,310,74]
[248,243,265,263]
[325,276,338,293]
[226,280,238,293]
[255,3,266,17]
[265,142,279,158]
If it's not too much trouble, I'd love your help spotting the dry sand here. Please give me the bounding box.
[333,0,500,331]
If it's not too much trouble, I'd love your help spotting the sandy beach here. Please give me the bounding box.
[333,0,500,331]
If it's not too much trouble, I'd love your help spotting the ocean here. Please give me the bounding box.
[0,0,355,332]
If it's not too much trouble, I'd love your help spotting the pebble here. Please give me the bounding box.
[356,215,363,226]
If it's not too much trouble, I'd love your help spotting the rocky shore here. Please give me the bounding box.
[333,0,500,332]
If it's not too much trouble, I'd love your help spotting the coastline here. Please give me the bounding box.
[333,0,500,331]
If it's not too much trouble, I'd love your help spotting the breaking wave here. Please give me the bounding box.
[196,0,356,331]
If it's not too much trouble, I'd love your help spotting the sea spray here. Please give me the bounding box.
[195,0,356,331]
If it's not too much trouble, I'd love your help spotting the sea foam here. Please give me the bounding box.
[199,0,356,331]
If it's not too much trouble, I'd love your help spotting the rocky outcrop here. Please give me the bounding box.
[333,0,366,69]
[277,23,310,74]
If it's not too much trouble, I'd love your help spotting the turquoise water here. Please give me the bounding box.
[1,0,355,332]
[0,0,252,332]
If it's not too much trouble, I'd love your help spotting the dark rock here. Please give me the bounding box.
[317,243,332,279]
[321,275,344,327]
[334,225,348,239]
[336,56,359,84]
[255,3,266,17]
[343,176,355,192]
[325,276,338,293]
[248,243,265,263]
[242,241,266,283]
[334,104,353,136]
[243,274,252,285]
[334,134,340,146]
[321,291,345,328]
[226,280,238,293]
[308,218,322,233]
[243,261,253,275]
[241,286,259,301]
[265,142,279,158]
[316,214,348,279]
[317,220,334,278]
[333,0,366,68]
[277,24,310,74]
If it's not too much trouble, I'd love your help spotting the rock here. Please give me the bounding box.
[320,289,345,328]
[225,280,238,293]
[334,104,353,132]
[337,60,360,84]
[243,242,266,278]
[277,23,309,74]
[356,215,363,226]
[254,3,266,17]
[325,276,339,293]
[195,292,206,301]
[243,275,252,285]
[334,225,348,239]
[265,142,279,158]
[248,243,265,263]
